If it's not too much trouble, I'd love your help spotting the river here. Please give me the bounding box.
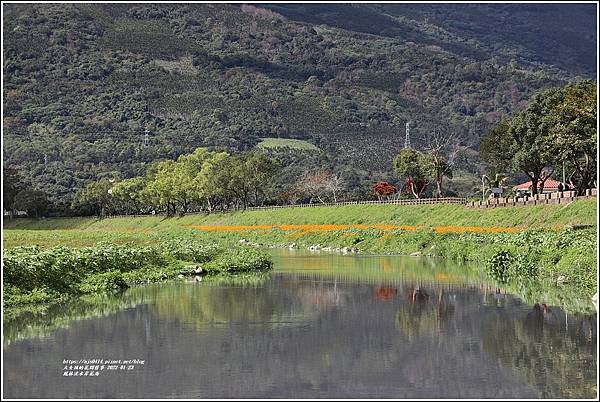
[3,250,597,398]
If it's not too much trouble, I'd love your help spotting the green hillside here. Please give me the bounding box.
[2,3,595,204]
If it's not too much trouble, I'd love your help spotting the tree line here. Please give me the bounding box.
[68,148,353,217]
[479,79,596,196]
[4,3,582,206]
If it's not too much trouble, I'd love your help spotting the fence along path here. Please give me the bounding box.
[465,188,597,209]
[99,191,596,219]
[247,197,467,210]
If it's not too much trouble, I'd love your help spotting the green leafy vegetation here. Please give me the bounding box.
[68,148,281,216]
[2,240,273,310]
[204,248,273,274]
[3,199,596,235]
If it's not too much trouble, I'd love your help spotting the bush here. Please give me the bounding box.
[510,252,539,281]
[122,263,187,285]
[204,248,272,273]
[76,243,166,273]
[78,271,129,293]
[486,248,540,285]
[3,244,167,306]
[2,284,58,307]
[486,249,514,284]
[159,238,223,263]
[3,246,86,294]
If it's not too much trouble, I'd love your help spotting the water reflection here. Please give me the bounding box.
[396,287,456,341]
[3,252,597,399]
[269,249,489,287]
[3,292,151,346]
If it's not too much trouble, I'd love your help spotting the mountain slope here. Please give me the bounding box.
[2,3,595,203]
[264,3,597,76]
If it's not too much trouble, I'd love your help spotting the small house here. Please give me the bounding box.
[513,178,563,196]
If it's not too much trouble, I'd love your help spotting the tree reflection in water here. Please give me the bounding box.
[395,285,456,341]
[374,286,397,301]
[393,284,596,399]
[481,303,596,399]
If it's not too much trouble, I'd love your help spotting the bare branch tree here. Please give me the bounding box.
[324,173,345,202]
[297,171,345,204]
[423,128,460,197]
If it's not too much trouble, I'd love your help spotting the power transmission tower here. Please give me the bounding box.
[403,122,411,149]
[143,128,150,147]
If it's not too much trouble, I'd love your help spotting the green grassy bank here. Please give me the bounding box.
[3,200,598,313]
[3,199,597,233]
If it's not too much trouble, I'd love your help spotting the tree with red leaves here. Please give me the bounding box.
[374,287,397,301]
[372,181,397,200]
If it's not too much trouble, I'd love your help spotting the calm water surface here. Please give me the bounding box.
[3,250,597,399]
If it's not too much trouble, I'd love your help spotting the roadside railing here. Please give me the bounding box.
[247,197,467,210]
[465,188,597,209]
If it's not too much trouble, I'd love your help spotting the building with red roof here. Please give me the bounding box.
[513,178,563,193]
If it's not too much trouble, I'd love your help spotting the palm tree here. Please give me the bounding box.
[481,173,507,201]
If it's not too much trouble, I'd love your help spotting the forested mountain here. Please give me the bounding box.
[264,3,597,76]
[2,3,596,204]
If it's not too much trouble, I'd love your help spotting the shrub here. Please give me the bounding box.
[159,238,223,262]
[3,246,86,294]
[204,248,272,273]
[78,271,129,293]
[510,252,539,281]
[3,240,274,308]
[486,249,514,284]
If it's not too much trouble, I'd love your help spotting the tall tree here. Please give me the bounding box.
[2,166,25,218]
[423,129,459,198]
[507,88,562,194]
[244,151,279,206]
[195,151,231,212]
[481,80,597,195]
[479,120,515,175]
[13,189,51,218]
[145,160,181,216]
[393,148,431,199]
[372,181,397,200]
[546,80,597,195]
[72,179,114,217]
[297,170,343,203]
[111,177,148,215]
[324,173,345,203]
[227,155,253,210]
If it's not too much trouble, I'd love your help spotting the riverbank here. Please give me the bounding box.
[3,240,272,316]
[3,200,597,313]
